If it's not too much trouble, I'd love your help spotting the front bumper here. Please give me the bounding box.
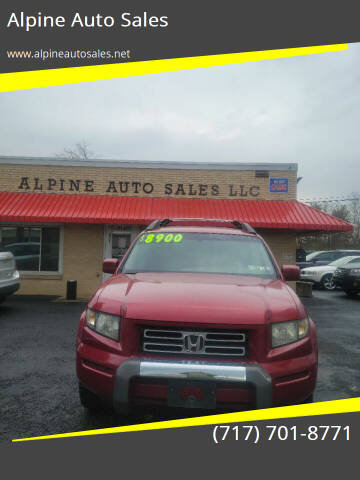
[334,276,360,290]
[113,358,272,413]
[300,273,320,284]
[77,316,317,411]
[0,282,20,297]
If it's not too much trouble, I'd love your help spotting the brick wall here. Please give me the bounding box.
[260,229,297,290]
[0,163,297,201]
[18,223,104,299]
[259,229,297,266]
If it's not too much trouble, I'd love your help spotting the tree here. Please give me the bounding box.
[57,140,95,160]
[297,201,354,250]
[349,193,360,246]
[329,203,352,249]
[330,204,351,223]
[309,201,329,213]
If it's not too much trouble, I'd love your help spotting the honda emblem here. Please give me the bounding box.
[184,334,205,353]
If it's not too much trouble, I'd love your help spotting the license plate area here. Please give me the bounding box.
[167,380,216,409]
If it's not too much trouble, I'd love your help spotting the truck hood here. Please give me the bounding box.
[91,272,305,326]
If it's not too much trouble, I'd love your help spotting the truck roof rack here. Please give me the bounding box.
[145,218,257,234]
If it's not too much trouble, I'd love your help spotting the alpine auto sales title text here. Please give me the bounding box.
[6,11,169,32]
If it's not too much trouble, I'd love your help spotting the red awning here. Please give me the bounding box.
[0,191,353,232]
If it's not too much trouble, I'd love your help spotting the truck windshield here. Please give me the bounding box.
[121,232,278,278]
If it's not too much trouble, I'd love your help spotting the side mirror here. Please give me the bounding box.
[102,258,118,275]
[281,265,300,281]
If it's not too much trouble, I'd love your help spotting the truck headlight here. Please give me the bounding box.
[86,308,120,341]
[350,269,360,275]
[271,318,309,348]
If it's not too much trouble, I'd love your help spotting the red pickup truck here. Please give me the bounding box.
[76,219,317,413]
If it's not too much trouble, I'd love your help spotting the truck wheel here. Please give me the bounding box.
[79,384,102,412]
[321,274,336,291]
[0,297,6,304]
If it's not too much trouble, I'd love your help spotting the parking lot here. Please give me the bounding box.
[1,290,360,442]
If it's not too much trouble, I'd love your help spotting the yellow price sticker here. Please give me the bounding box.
[139,233,183,244]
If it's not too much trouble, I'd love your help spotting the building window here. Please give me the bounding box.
[0,226,61,273]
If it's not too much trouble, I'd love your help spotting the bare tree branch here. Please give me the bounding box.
[56,141,95,161]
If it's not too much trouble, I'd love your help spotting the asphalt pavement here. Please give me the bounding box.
[1,290,359,442]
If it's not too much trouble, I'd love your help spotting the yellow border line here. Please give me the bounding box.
[12,397,360,442]
[1,44,347,92]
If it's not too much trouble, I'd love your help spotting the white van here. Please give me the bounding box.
[0,252,20,303]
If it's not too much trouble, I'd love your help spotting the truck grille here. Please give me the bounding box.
[142,327,248,358]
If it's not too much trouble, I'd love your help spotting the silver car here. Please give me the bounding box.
[300,255,360,290]
[0,252,20,304]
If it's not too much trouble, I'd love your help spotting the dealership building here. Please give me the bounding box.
[0,156,352,298]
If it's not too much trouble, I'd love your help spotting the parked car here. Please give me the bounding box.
[297,250,360,269]
[333,261,360,297]
[0,251,20,304]
[300,255,360,290]
[1,242,59,271]
[3,242,40,270]
[76,218,318,414]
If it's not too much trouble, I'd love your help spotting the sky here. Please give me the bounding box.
[1,43,359,200]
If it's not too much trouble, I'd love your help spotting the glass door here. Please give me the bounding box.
[103,225,143,281]
[111,233,132,260]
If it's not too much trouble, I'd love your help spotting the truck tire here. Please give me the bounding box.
[0,297,6,304]
[321,274,336,291]
[79,384,102,412]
